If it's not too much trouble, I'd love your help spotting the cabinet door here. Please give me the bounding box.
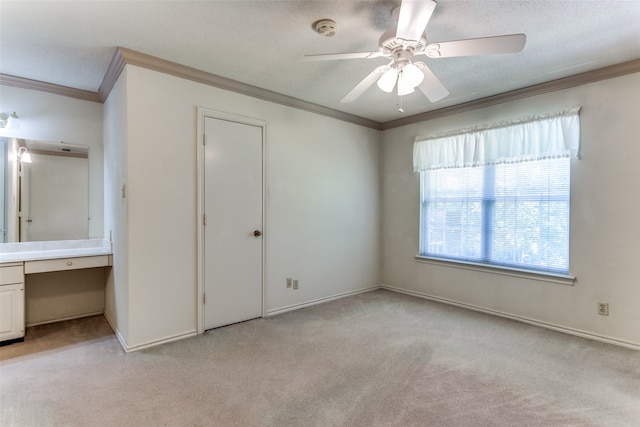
[0,283,25,341]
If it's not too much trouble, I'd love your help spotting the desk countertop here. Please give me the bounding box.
[0,239,112,263]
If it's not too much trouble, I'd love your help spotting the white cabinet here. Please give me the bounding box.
[0,263,25,342]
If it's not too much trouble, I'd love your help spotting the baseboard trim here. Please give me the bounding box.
[113,328,129,353]
[118,331,197,353]
[26,311,104,327]
[381,285,640,351]
[102,311,126,351]
[102,310,115,332]
[267,286,380,317]
[103,310,197,352]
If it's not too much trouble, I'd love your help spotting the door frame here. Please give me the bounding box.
[196,107,267,334]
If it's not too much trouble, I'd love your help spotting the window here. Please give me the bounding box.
[420,157,570,273]
[413,109,580,276]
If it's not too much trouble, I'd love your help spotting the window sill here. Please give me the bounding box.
[414,255,576,286]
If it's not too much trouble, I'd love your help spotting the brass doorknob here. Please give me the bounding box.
[253,230,262,237]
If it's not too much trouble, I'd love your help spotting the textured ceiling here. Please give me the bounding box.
[1,0,639,123]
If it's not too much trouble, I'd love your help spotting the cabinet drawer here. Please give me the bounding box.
[25,255,110,274]
[0,265,24,285]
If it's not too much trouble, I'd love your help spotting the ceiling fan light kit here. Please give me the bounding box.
[397,75,415,96]
[377,68,398,93]
[305,0,526,112]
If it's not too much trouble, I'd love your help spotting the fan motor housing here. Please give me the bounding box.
[379,28,427,53]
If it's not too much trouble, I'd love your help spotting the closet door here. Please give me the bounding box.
[203,116,263,330]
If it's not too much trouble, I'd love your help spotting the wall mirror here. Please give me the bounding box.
[0,137,90,243]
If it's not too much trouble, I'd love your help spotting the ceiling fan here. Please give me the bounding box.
[304,0,526,107]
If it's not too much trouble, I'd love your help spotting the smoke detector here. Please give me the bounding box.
[313,19,337,37]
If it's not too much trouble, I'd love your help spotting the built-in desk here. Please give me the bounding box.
[0,239,112,344]
[0,238,112,264]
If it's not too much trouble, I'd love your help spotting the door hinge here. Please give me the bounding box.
[203,293,207,304]
[203,134,207,145]
[202,214,207,226]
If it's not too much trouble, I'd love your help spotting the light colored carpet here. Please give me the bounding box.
[1,289,640,426]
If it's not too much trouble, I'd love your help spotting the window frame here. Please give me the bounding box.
[414,254,576,285]
[417,158,575,285]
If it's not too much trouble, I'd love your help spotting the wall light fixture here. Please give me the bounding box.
[17,146,32,163]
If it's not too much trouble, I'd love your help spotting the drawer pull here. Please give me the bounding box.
[67,261,73,266]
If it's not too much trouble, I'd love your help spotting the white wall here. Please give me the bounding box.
[0,85,104,238]
[381,72,640,347]
[103,70,130,344]
[107,65,381,350]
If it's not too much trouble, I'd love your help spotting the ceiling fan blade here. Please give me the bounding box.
[396,0,437,42]
[416,63,449,102]
[303,52,384,61]
[340,66,388,103]
[425,34,526,58]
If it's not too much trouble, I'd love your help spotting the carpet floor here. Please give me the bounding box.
[1,289,640,426]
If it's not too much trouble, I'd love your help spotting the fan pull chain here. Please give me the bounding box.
[397,95,404,113]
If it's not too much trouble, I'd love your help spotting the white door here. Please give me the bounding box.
[203,116,263,330]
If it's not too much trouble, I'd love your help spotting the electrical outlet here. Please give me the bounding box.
[597,302,609,316]
[293,279,299,290]
[286,278,292,288]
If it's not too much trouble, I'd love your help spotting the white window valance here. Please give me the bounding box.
[413,107,581,172]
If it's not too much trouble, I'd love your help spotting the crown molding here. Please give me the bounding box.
[98,47,126,102]
[381,58,640,130]
[112,47,382,130]
[2,51,638,132]
[0,74,101,103]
